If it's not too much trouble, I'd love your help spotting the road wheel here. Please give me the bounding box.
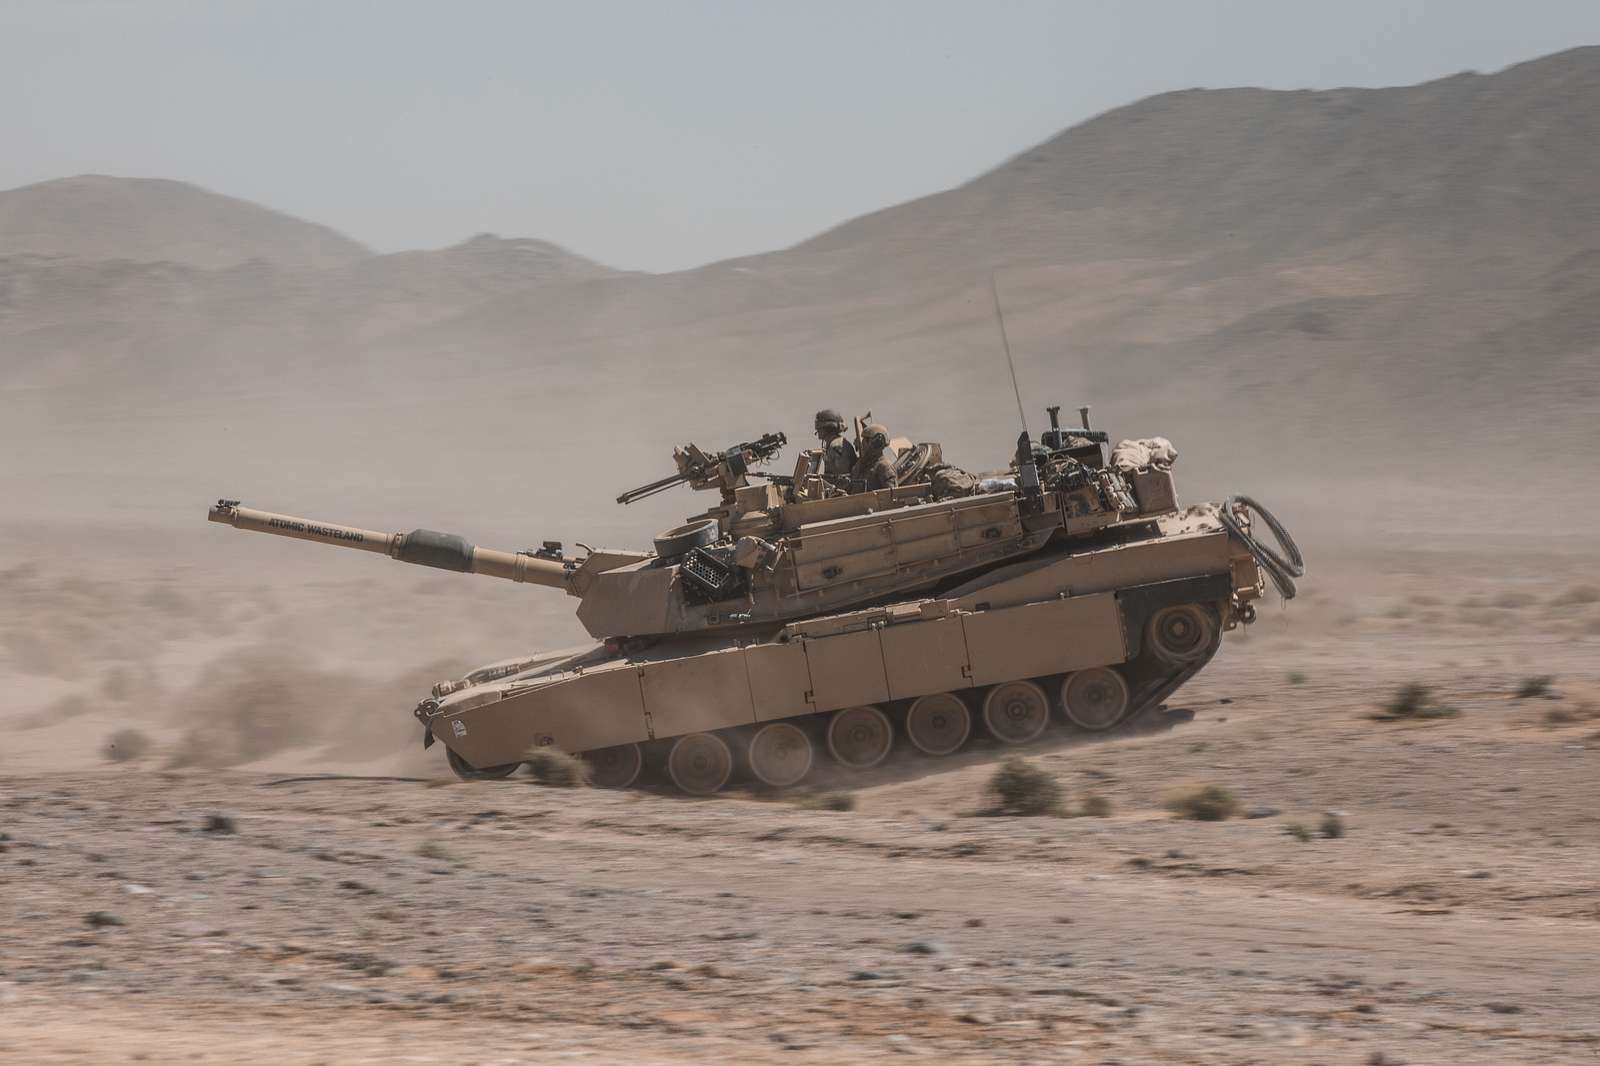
[581,742,643,789]
[445,747,519,781]
[826,705,893,770]
[905,693,972,756]
[1147,604,1217,665]
[982,680,1051,745]
[666,732,733,796]
[747,722,814,788]
[1061,667,1131,731]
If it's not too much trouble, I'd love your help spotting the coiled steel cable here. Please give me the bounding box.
[1219,495,1305,600]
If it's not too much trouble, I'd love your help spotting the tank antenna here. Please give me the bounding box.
[990,273,1028,435]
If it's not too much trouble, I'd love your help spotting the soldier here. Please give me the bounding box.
[851,422,899,492]
[814,409,857,479]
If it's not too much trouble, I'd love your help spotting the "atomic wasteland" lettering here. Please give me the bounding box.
[268,516,364,543]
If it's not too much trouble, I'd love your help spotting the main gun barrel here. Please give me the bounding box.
[206,501,571,590]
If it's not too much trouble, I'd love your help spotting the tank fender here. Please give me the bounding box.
[1116,573,1232,659]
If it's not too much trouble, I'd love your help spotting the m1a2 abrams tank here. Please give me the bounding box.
[206,406,1303,795]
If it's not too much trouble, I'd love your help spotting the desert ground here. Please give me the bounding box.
[4,525,1599,1065]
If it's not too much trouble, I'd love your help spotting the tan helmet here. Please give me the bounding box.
[863,422,889,449]
[814,409,845,437]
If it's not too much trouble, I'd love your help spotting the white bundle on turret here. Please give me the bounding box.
[1110,437,1178,473]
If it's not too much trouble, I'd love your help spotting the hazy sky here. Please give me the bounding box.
[4,1,1598,271]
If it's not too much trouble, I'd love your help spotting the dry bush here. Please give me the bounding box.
[1493,590,1536,609]
[1077,794,1112,818]
[1551,585,1600,607]
[104,727,151,762]
[1320,813,1346,839]
[1283,821,1313,842]
[986,758,1064,816]
[1166,784,1239,822]
[523,748,589,787]
[793,791,855,812]
[1377,683,1458,720]
[416,841,459,863]
[1286,671,1308,686]
[1516,676,1554,699]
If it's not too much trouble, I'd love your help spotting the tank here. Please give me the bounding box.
[205,406,1303,794]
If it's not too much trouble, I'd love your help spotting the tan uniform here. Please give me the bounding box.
[853,444,898,491]
[820,435,857,478]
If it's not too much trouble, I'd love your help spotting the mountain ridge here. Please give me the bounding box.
[3,47,1598,531]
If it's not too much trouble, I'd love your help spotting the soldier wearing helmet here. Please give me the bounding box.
[813,409,857,479]
[851,422,899,492]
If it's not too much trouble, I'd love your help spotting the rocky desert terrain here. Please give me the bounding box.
[3,533,1599,1064]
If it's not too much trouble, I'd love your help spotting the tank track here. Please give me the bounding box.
[448,599,1230,793]
[1106,619,1223,736]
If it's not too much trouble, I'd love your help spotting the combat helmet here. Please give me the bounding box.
[814,409,845,437]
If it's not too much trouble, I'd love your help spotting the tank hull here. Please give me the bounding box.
[425,514,1257,780]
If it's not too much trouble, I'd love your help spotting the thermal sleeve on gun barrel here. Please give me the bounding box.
[395,530,476,572]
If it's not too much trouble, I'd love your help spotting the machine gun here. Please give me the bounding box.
[615,431,787,505]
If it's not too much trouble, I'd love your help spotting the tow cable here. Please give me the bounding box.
[1219,495,1305,600]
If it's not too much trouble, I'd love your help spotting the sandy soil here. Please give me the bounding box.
[4,536,1600,1063]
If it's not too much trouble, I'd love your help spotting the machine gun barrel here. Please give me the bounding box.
[616,472,689,506]
[615,430,787,505]
[206,501,572,590]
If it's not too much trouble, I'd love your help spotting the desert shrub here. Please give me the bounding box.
[1320,813,1346,839]
[1552,585,1600,607]
[1380,684,1458,720]
[1516,676,1554,699]
[1077,794,1112,818]
[104,727,152,763]
[986,758,1064,816]
[1493,591,1536,609]
[1287,672,1308,686]
[523,748,590,787]
[1166,784,1239,822]
[1283,821,1312,842]
[1544,707,1577,726]
[794,790,855,812]
[1388,684,1429,716]
[416,841,458,863]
